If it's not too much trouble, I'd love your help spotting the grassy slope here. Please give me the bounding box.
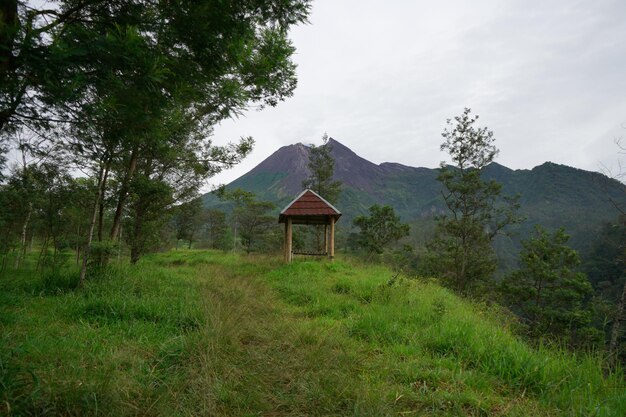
[1,251,624,416]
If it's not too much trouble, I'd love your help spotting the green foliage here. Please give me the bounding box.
[1,0,312,274]
[215,186,255,207]
[88,240,117,267]
[216,140,626,279]
[219,188,277,254]
[583,218,626,302]
[126,176,176,263]
[500,226,596,345]
[302,133,342,204]
[201,209,229,250]
[173,197,204,248]
[0,162,94,271]
[426,108,522,294]
[2,0,312,133]
[234,200,276,254]
[353,204,410,254]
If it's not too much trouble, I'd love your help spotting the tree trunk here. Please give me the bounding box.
[97,199,104,242]
[97,165,110,242]
[2,252,8,273]
[188,230,194,250]
[128,158,154,265]
[14,201,32,269]
[36,234,49,272]
[110,147,138,241]
[609,280,626,364]
[52,234,58,268]
[75,225,81,265]
[117,222,123,262]
[459,242,468,293]
[80,161,108,286]
[130,207,144,264]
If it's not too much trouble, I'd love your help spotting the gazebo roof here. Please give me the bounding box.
[278,189,341,224]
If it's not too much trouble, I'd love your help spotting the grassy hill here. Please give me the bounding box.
[1,251,624,416]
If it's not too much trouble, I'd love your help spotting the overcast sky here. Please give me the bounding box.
[207,0,626,190]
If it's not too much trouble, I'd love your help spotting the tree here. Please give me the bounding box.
[126,176,175,264]
[0,159,89,272]
[0,1,311,135]
[235,200,276,254]
[1,1,311,281]
[301,133,342,251]
[500,226,594,344]
[596,138,626,363]
[202,209,228,250]
[302,133,342,204]
[216,187,256,253]
[584,219,626,303]
[353,205,409,255]
[4,164,38,269]
[425,108,521,294]
[174,197,204,249]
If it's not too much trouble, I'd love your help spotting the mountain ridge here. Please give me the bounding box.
[205,137,626,259]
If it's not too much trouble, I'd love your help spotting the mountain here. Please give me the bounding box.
[205,138,626,262]
[209,138,442,216]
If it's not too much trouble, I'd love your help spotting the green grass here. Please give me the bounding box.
[1,250,624,416]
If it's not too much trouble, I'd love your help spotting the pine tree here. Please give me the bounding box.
[425,108,521,294]
[302,133,342,204]
[500,226,594,344]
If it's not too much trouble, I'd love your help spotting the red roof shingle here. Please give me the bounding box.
[278,190,341,223]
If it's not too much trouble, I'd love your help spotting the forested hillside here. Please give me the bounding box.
[205,138,626,260]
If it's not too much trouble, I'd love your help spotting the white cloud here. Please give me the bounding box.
[207,0,626,189]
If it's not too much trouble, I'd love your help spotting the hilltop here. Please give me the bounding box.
[1,250,624,415]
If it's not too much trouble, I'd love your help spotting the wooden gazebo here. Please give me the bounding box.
[278,189,341,263]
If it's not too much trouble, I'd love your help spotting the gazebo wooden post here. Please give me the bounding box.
[284,216,293,263]
[279,189,341,262]
[329,216,335,260]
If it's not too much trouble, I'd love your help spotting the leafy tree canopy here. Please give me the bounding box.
[353,204,409,255]
[1,0,311,136]
[235,199,276,254]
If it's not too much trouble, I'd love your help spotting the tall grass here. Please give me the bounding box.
[0,250,623,416]
[265,259,625,416]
